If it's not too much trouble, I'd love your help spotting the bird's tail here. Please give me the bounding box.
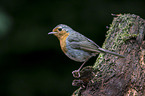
[98,48,125,58]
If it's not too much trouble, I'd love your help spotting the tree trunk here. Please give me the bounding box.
[72,14,145,96]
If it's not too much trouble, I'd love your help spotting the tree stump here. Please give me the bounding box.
[72,14,145,96]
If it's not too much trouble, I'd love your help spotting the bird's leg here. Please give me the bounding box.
[72,58,89,78]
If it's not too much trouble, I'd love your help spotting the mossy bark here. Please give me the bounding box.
[72,14,145,96]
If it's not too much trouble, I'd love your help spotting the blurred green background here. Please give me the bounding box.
[0,0,145,96]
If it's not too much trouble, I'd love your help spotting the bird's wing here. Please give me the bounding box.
[68,31,101,53]
[69,40,101,53]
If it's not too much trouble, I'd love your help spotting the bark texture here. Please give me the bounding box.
[72,14,145,96]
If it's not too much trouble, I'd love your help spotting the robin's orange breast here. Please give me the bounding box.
[59,32,69,53]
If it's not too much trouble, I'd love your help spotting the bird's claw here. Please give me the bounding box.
[72,70,81,78]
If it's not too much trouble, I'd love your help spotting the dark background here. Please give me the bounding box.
[0,0,145,96]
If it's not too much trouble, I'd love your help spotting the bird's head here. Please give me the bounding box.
[48,24,73,39]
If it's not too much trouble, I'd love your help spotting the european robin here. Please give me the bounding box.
[48,24,125,77]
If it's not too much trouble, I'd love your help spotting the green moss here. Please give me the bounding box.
[93,53,104,69]
[93,13,140,70]
[107,14,139,45]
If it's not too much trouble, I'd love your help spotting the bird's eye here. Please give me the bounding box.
[58,28,62,31]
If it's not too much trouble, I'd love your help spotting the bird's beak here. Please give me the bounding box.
[48,32,57,35]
